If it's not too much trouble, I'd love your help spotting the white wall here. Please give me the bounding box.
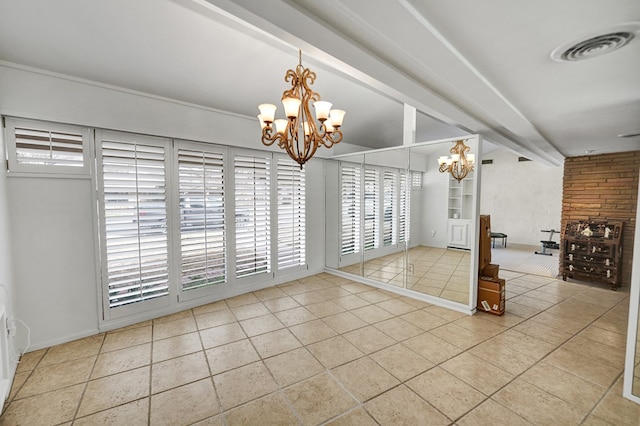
[0,63,257,148]
[480,148,563,245]
[420,166,449,247]
[0,128,20,404]
[8,177,99,349]
[0,64,327,349]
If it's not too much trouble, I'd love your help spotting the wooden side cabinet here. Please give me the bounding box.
[561,221,623,290]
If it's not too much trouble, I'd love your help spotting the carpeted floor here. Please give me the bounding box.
[490,243,560,278]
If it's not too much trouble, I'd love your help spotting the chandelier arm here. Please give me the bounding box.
[276,130,289,150]
[303,134,320,165]
[451,163,469,182]
[319,129,343,148]
[300,67,317,98]
[281,126,299,162]
[300,75,320,162]
[284,69,299,94]
[450,140,463,155]
[287,119,301,158]
[261,126,279,146]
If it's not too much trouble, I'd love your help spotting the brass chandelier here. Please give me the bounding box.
[257,50,345,168]
[437,139,475,182]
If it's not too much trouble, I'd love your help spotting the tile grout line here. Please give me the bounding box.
[195,304,230,426]
[449,282,629,424]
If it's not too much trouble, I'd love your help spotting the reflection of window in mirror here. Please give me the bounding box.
[324,137,481,312]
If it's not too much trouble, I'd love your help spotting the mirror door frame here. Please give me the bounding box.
[324,135,482,315]
[623,171,640,404]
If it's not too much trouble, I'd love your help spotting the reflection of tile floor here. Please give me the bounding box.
[340,246,471,304]
[2,272,638,424]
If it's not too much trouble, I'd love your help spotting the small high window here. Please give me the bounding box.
[5,117,89,174]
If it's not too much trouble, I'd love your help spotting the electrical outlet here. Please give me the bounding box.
[6,319,16,337]
[407,264,414,274]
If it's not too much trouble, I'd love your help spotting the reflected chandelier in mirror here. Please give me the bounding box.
[437,139,475,182]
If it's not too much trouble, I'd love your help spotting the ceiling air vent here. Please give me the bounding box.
[481,159,493,165]
[551,23,640,62]
[618,132,640,139]
[518,157,531,162]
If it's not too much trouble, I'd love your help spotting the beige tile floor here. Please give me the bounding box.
[340,246,471,304]
[1,271,639,425]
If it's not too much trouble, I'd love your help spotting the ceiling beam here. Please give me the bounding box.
[202,0,564,166]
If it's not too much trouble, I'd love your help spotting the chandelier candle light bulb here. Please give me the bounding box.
[274,119,288,135]
[313,101,332,121]
[257,50,345,168]
[330,109,346,127]
[258,104,277,123]
[282,98,301,118]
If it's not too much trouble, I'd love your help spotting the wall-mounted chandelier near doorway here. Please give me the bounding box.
[257,50,345,168]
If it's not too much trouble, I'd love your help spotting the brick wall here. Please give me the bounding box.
[561,151,640,288]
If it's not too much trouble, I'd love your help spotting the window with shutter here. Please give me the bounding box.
[178,148,226,291]
[340,164,361,256]
[412,171,423,188]
[5,117,89,174]
[363,168,379,251]
[399,171,410,244]
[277,158,306,270]
[235,154,271,278]
[383,170,397,246]
[98,134,170,310]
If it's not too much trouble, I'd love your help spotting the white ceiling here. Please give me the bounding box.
[0,0,638,165]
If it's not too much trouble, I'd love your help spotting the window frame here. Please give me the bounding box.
[363,167,380,252]
[339,162,362,260]
[275,154,308,274]
[4,116,313,324]
[5,117,90,175]
[382,169,398,247]
[233,149,273,283]
[95,129,174,320]
[173,140,230,302]
[399,170,410,244]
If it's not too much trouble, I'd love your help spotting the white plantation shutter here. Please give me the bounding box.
[399,171,410,244]
[383,170,397,246]
[98,135,169,309]
[6,118,89,173]
[341,164,361,256]
[178,148,226,290]
[277,158,306,270]
[412,171,423,188]
[363,168,379,251]
[235,154,271,278]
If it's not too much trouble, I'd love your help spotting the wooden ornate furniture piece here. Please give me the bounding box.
[561,221,623,290]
